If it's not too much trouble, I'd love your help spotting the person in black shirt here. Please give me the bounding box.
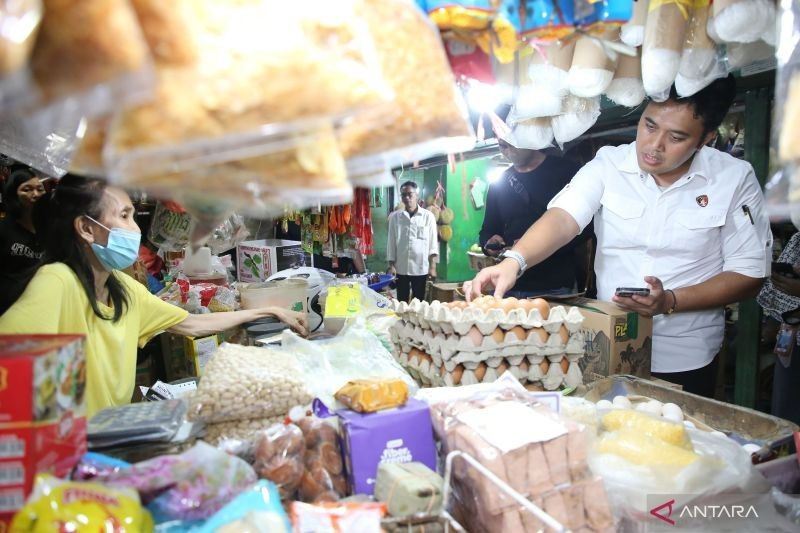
[479,139,593,297]
[0,167,45,313]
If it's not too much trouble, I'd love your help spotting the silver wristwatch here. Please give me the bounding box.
[498,250,527,278]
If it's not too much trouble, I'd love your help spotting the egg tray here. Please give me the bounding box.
[394,346,583,391]
[390,300,585,336]
[389,322,585,361]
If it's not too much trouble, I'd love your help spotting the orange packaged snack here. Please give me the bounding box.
[334,378,409,413]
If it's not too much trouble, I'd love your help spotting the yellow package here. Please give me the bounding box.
[334,378,409,413]
[11,474,154,533]
[596,428,700,467]
[601,409,693,450]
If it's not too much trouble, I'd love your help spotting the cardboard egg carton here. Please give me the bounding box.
[391,299,585,336]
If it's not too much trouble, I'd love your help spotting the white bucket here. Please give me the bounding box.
[240,278,308,312]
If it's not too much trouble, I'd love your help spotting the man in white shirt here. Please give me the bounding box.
[387,181,439,302]
[465,75,772,397]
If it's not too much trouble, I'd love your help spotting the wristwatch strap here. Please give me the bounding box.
[499,250,527,278]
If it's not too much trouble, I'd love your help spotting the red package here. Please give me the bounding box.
[444,39,495,85]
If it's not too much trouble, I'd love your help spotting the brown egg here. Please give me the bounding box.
[474,362,488,381]
[407,348,421,364]
[558,325,569,345]
[518,359,530,373]
[451,365,464,385]
[498,297,519,313]
[510,326,527,342]
[466,326,484,347]
[540,359,550,374]
[560,358,569,373]
[530,328,549,344]
[497,360,510,376]
[530,298,550,319]
[519,299,536,312]
[491,327,505,344]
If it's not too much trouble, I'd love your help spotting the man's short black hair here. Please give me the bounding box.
[400,181,418,190]
[665,74,737,134]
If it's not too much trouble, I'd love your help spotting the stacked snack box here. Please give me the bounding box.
[0,335,87,525]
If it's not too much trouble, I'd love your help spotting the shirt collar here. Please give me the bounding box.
[620,142,711,184]
[404,206,420,218]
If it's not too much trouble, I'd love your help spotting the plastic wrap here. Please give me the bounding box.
[28,0,154,116]
[605,47,646,107]
[280,321,418,409]
[339,0,474,176]
[11,474,153,532]
[291,501,387,533]
[69,117,109,177]
[551,95,601,145]
[517,40,575,119]
[641,0,692,99]
[148,201,249,255]
[674,0,728,96]
[620,0,649,46]
[104,0,392,183]
[589,408,776,524]
[206,415,286,461]
[428,387,614,532]
[187,343,314,424]
[334,378,410,413]
[98,441,256,522]
[566,31,620,98]
[71,452,130,481]
[711,0,776,44]
[0,0,42,111]
[195,480,291,533]
[253,419,348,503]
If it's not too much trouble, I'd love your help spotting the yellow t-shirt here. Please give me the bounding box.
[0,263,189,417]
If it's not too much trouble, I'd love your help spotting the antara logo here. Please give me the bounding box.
[650,498,759,527]
[650,499,676,526]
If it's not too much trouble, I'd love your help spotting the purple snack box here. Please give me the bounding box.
[337,398,437,495]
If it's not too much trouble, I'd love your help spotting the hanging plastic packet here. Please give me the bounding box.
[0,0,43,112]
[711,0,776,45]
[517,0,576,41]
[605,47,646,107]
[507,110,554,149]
[575,0,634,33]
[11,474,153,532]
[426,0,517,63]
[641,0,693,99]
[104,0,392,185]
[566,30,621,98]
[620,0,649,46]
[340,0,474,184]
[673,0,728,96]
[551,95,601,146]
[514,39,575,121]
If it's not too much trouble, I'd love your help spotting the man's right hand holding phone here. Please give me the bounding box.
[612,276,675,318]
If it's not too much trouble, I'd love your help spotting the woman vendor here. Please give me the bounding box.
[0,175,308,416]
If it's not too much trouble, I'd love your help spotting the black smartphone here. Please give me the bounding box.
[484,241,506,251]
[615,287,650,297]
[773,262,799,278]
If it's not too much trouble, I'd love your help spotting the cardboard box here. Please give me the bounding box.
[160,333,221,380]
[0,335,88,524]
[428,282,463,303]
[338,398,437,496]
[554,298,652,382]
[236,239,312,282]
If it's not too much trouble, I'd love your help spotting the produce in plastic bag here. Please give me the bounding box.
[253,423,307,499]
[291,501,387,533]
[339,0,473,176]
[0,0,42,111]
[711,0,775,44]
[195,480,291,533]
[105,0,391,182]
[334,378,409,413]
[620,0,649,46]
[30,0,153,114]
[281,320,417,409]
[70,117,109,178]
[641,0,692,98]
[206,415,286,459]
[605,47,645,107]
[11,474,154,532]
[99,441,256,522]
[188,343,313,424]
[551,95,601,145]
[130,0,200,66]
[566,31,620,98]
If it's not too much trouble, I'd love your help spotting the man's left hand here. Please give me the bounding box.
[612,276,670,317]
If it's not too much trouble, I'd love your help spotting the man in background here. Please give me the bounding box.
[387,181,438,302]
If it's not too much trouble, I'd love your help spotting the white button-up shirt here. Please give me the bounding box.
[387,207,439,276]
[549,142,772,372]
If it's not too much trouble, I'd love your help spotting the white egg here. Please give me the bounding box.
[711,431,727,439]
[612,396,632,409]
[683,420,696,429]
[636,402,661,416]
[646,399,664,412]
[661,403,684,422]
[596,399,614,410]
[742,443,762,454]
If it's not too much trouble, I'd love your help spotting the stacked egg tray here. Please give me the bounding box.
[389,299,586,390]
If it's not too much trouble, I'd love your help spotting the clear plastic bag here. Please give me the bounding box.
[253,423,308,499]
[551,95,601,146]
[281,320,418,409]
[148,201,250,255]
[641,0,692,98]
[104,0,392,183]
[605,47,646,107]
[339,0,474,173]
[188,343,314,424]
[195,480,291,533]
[566,31,620,98]
[0,0,43,111]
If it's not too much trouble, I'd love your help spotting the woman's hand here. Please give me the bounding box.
[267,307,309,337]
[771,272,800,298]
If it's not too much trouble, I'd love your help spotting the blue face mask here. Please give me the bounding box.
[85,216,141,271]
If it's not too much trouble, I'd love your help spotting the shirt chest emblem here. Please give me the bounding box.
[696,195,709,207]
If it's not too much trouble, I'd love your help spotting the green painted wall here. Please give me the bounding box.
[424,158,490,283]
